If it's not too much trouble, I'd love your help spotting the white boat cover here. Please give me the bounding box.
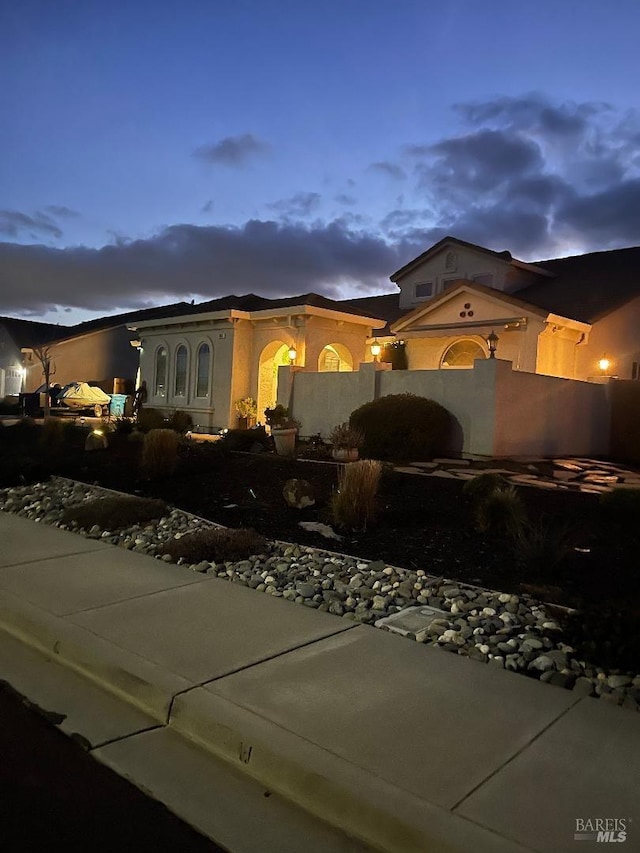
[57,382,111,407]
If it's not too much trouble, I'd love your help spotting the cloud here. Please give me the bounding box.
[201,200,214,214]
[395,94,640,257]
[267,192,321,218]
[334,193,357,206]
[0,220,414,316]
[193,133,270,166]
[44,205,79,218]
[368,161,407,181]
[0,209,64,240]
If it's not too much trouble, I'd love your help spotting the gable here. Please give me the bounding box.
[392,282,547,336]
[393,240,542,311]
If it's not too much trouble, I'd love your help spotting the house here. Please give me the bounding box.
[0,317,62,399]
[18,303,191,396]
[128,236,640,434]
[385,236,640,382]
[128,294,387,429]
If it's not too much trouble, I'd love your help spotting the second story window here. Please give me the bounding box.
[155,347,167,398]
[414,281,433,300]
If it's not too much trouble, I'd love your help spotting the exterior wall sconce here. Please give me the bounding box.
[288,345,297,365]
[370,340,382,362]
[598,355,611,374]
[486,330,499,359]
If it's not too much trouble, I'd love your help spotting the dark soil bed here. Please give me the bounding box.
[3,423,640,671]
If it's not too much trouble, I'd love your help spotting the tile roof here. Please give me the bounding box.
[0,316,68,348]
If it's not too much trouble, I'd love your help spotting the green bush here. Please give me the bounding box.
[137,407,166,433]
[511,517,573,579]
[38,416,71,451]
[141,428,179,478]
[168,409,193,434]
[462,472,507,503]
[330,459,382,532]
[349,394,451,461]
[161,527,267,563]
[60,496,167,530]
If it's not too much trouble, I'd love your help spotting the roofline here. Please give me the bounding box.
[390,235,554,282]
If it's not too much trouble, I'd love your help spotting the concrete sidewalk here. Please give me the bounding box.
[0,512,637,852]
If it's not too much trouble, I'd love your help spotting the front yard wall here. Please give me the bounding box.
[285,359,611,457]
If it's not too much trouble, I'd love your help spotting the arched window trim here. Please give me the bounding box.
[440,337,486,369]
[174,342,189,399]
[195,340,213,399]
[154,344,169,398]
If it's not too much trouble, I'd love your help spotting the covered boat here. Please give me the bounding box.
[56,382,111,417]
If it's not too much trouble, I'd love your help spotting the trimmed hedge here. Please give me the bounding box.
[349,393,452,461]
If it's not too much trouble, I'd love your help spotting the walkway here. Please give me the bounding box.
[0,511,638,852]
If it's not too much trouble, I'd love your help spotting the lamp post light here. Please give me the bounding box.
[370,340,381,362]
[486,330,499,359]
[288,345,297,365]
[598,355,611,375]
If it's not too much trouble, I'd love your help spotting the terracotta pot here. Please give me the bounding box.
[272,427,297,457]
[332,448,359,462]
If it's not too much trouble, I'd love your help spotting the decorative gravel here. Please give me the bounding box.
[1,477,638,711]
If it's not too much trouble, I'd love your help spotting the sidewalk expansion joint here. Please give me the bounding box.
[88,722,165,753]
[450,694,584,812]
[0,546,107,570]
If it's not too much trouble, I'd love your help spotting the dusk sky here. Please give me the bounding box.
[2,0,640,325]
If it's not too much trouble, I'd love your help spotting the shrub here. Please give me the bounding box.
[599,487,640,523]
[141,428,179,478]
[511,517,573,579]
[60,496,167,530]
[161,526,267,564]
[38,416,70,451]
[330,459,382,531]
[137,407,166,433]
[349,394,451,461]
[462,472,507,503]
[111,417,135,435]
[474,485,527,536]
[168,409,193,434]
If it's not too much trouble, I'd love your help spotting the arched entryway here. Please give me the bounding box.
[440,338,486,368]
[318,343,353,372]
[257,341,291,422]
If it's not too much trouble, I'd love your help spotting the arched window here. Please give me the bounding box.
[155,347,167,397]
[174,345,188,397]
[441,339,485,368]
[318,344,353,372]
[195,343,211,398]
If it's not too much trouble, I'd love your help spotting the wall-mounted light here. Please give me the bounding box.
[288,345,297,365]
[370,340,381,362]
[598,355,611,374]
[486,330,499,359]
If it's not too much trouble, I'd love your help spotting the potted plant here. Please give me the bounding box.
[264,404,300,457]
[234,397,257,429]
[329,422,364,462]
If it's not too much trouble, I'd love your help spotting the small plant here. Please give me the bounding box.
[234,397,258,420]
[330,459,382,532]
[511,517,573,579]
[38,416,69,451]
[474,485,527,536]
[462,472,507,502]
[161,526,267,563]
[329,422,364,450]
[60,496,167,530]
[220,426,270,452]
[141,428,179,478]
[264,404,300,430]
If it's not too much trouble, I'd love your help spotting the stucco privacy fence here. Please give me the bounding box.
[277,358,613,458]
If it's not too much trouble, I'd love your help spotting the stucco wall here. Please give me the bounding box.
[286,358,611,458]
[575,296,640,381]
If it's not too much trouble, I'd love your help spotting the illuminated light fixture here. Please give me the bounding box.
[486,330,499,359]
[92,429,104,437]
[370,340,382,362]
[598,355,611,374]
[288,345,297,364]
